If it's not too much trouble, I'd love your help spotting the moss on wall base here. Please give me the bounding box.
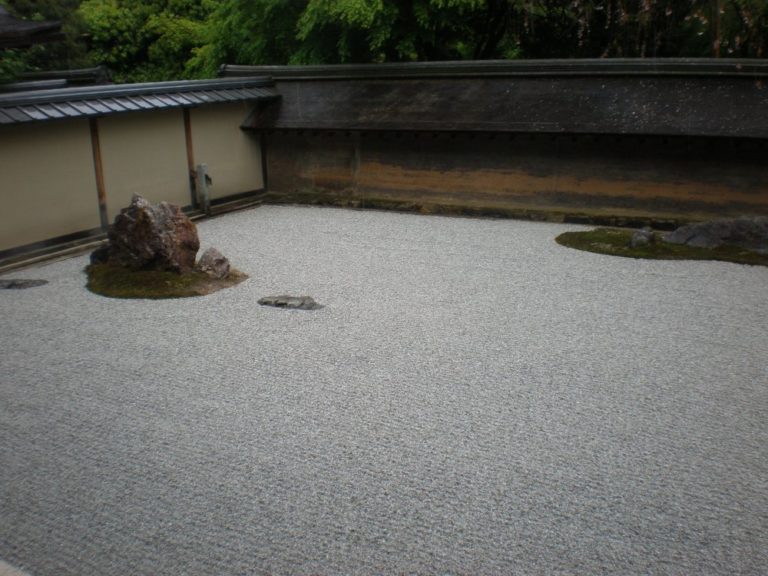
[556,229,768,267]
[262,190,689,230]
[86,264,248,299]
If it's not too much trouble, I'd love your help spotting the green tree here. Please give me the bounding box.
[701,0,768,58]
[0,48,27,83]
[3,0,92,71]
[191,0,767,76]
[190,0,523,75]
[517,0,768,59]
[10,0,765,85]
[187,0,304,76]
[78,0,216,82]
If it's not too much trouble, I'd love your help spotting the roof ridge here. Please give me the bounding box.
[220,59,768,80]
[0,77,275,106]
[0,78,279,125]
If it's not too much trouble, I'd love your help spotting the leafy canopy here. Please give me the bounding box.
[78,0,216,82]
[2,1,767,83]
[190,0,768,77]
[0,0,92,82]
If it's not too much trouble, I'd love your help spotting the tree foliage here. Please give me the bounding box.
[0,0,92,82]
[78,0,215,82]
[186,0,304,77]
[190,0,767,76]
[0,48,27,83]
[516,0,768,59]
[190,0,523,75]
[2,1,767,83]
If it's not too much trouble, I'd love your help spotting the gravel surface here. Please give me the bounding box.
[1,205,767,575]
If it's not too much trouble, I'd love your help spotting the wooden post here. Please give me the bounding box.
[89,118,109,229]
[183,108,197,207]
[260,131,269,192]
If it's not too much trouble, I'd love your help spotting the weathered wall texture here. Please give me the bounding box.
[255,75,768,138]
[0,120,100,251]
[190,103,263,200]
[266,131,768,220]
[241,60,767,222]
[98,110,191,220]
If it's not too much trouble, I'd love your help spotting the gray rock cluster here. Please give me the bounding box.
[662,216,768,252]
[629,227,655,248]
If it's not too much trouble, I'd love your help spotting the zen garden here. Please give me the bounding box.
[1,2,767,576]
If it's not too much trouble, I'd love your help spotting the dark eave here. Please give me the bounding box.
[0,77,279,125]
[20,66,112,86]
[0,7,63,48]
[0,79,69,92]
[0,66,112,94]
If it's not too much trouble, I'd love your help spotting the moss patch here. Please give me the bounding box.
[86,264,248,299]
[556,228,768,267]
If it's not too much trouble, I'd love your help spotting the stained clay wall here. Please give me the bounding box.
[265,130,768,221]
[242,60,768,222]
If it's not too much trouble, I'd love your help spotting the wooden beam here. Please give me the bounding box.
[89,118,109,229]
[183,108,197,207]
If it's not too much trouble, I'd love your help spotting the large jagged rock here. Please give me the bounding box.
[662,217,768,253]
[92,195,199,273]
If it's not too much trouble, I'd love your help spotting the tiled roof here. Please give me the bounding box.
[0,77,279,125]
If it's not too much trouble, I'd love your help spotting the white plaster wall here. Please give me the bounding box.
[0,120,100,251]
[190,103,263,200]
[98,109,190,219]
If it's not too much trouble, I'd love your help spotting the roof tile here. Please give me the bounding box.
[0,78,278,125]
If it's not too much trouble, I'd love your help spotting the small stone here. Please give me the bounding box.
[629,227,655,248]
[89,244,109,265]
[196,247,230,279]
[258,295,323,310]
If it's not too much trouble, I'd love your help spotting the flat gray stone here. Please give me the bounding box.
[258,295,323,310]
[0,279,48,289]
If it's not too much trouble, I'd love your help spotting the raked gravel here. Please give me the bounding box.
[1,205,766,575]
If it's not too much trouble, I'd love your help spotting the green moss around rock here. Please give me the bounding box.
[556,228,768,267]
[86,264,248,299]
